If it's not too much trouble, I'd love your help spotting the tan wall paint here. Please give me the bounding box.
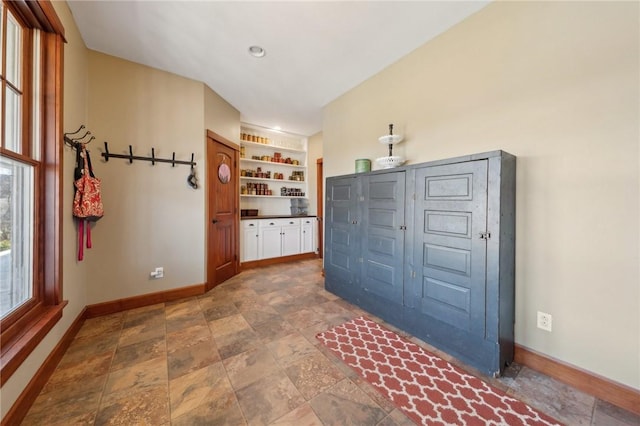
[323,1,639,389]
[85,52,207,303]
[0,1,90,418]
[203,84,241,272]
[204,84,241,145]
[307,131,323,216]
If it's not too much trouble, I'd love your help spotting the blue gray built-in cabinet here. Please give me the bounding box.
[324,150,516,376]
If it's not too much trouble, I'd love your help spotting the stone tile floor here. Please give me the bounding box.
[22,259,639,425]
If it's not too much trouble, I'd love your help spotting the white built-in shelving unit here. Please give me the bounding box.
[239,124,308,216]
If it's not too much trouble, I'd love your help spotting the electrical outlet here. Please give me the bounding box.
[537,311,552,332]
[150,267,164,279]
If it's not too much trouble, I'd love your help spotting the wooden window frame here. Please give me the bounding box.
[0,0,64,386]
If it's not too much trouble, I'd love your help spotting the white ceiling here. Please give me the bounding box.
[67,1,489,136]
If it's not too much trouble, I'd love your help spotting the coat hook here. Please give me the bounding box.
[172,152,176,167]
[187,153,198,189]
[128,145,133,164]
[63,136,77,149]
[81,135,95,145]
[151,147,155,165]
[72,130,91,142]
[103,141,110,161]
[64,124,85,138]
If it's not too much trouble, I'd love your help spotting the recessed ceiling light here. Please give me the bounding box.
[248,45,265,58]
[273,126,281,131]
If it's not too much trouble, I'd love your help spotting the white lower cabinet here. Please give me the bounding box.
[242,217,315,262]
[258,222,282,259]
[241,220,259,262]
[281,220,302,256]
[301,218,315,253]
[258,218,301,260]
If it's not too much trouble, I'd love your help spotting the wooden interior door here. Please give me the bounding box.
[206,130,239,290]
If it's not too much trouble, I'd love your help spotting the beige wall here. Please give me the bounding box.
[204,85,241,145]
[306,132,323,216]
[323,1,639,389]
[0,1,91,417]
[86,52,204,303]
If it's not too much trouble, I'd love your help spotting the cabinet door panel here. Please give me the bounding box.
[302,220,314,253]
[259,226,282,259]
[282,223,301,256]
[325,177,359,284]
[361,172,405,305]
[241,221,259,262]
[242,227,259,262]
[413,160,488,335]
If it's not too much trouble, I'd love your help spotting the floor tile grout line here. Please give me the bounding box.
[211,291,257,426]
[162,303,172,424]
[92,311,126,426]
[589,397,598,426]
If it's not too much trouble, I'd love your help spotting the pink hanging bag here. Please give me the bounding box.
[72,145,104,260]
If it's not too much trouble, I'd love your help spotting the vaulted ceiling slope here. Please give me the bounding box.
[67,1,489,136]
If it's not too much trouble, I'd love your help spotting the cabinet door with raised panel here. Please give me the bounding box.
[241,221,259,262]
[281,219,301,256]
[301,218,314,253]
[361,172,406,305]
[411,160,488,340]
[259,221,282,259]
[325,176,360,293]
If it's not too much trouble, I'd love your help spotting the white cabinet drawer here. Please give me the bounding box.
[242,220,259,229]
[258,219,281,229]
[259,218,300,228]
[280,218,301,227]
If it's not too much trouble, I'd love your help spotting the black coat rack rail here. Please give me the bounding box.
[64,124,199,189]
[102,142,196,168]
[65,125,196,167]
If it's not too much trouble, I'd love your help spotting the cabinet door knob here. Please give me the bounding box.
[269,222,275,225]
[289,221,294,224]
[248,223,254,227]
[212,219,219,224]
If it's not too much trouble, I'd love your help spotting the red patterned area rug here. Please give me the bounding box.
[316,317,562,426]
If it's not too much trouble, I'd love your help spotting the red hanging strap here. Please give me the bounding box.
[78,219,84,261]
[86,222,92,249]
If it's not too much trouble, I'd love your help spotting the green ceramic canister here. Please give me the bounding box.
[355,159,371,173]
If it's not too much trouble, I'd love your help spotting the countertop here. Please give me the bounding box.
[240,215,316,220]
